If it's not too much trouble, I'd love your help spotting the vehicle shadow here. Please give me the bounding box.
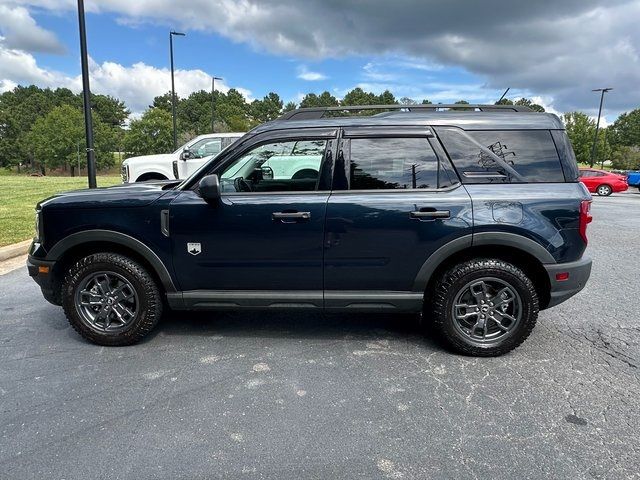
[151,309,441,349]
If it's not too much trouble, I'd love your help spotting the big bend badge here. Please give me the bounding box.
[187,242,201,256]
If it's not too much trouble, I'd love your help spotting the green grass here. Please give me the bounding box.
[0,175,120,247]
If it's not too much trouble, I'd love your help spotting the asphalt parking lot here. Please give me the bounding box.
[1,191,639,480]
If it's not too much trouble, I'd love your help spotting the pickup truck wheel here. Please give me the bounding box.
[62,253,162,346]
[431,259,539,356]
[596,184,612,196]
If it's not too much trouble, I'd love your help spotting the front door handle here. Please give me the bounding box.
[410,209,450,220]
[272,211,311,223]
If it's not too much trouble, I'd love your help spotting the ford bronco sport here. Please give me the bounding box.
[27,104,593,356]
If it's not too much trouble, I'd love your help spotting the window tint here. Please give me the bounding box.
[436,128,564,183]
[191,138,222,158]
[349,137,447,190]
[219,139,327,193]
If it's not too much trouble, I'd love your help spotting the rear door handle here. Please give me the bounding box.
[272,211,311,223]
[410,209,450,219]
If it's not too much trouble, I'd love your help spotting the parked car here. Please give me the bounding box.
[121,133,244,182]
[28,104,592,357]
[626,171,640,191]
[578,168,628,196]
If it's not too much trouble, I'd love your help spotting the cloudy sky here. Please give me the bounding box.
[1,0,639,121]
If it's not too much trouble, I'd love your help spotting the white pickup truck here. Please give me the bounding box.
[121,133,244,182]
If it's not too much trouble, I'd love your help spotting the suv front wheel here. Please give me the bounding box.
[62,253,163,346]
[431,259,539,356]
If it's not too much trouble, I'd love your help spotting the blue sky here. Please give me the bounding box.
[2,1,639,121]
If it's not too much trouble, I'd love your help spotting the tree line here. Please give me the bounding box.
[1,85,639,174]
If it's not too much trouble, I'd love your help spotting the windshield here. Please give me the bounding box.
[175,141,238,190]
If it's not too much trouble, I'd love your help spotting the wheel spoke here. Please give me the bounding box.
[469,281,489,302]
[79,290,103,306]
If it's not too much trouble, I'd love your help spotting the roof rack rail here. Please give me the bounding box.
[279,103,532,120]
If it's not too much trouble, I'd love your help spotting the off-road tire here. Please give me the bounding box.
[431,259,539,356]
[62,253,162,346]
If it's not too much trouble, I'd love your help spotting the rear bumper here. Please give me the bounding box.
[543,256,592,309]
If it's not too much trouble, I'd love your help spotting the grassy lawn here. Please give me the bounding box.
[0,175,120,247]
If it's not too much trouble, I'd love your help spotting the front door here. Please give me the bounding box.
[169,131,336,308]
[323,127,473,309]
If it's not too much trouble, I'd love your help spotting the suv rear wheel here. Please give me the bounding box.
[62,253,163,346]
[431,259,539,356]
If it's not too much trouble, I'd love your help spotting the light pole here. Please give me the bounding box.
[590,87,612,167]
[169,30,185,150]
[77,0,97,188]
[211,76,222,133]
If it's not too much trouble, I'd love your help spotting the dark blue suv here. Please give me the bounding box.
[27,104,593,356]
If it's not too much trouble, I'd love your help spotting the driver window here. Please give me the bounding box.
[220,139,327,193]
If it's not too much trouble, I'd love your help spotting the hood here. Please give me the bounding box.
[39,181,176,210]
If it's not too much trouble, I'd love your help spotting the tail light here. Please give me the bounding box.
[579,200,592,244]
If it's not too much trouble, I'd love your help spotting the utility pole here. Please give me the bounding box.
[590,88,612,167]
[211,76,222,133]
[77,0,96,188]
[169,30,185,150]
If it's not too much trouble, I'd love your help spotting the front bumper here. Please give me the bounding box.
[543,256,592,308]
[27,253,59,306]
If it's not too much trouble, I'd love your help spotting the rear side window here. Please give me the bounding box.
[436,128,564,183]
[348,137,455,190]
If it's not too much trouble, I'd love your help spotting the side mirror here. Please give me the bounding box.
[199,174,221,204]
[180,147,192,161]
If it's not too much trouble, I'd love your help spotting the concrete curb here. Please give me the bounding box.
[0,239,32,262]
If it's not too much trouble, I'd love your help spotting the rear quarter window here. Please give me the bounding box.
[436,128,565,183]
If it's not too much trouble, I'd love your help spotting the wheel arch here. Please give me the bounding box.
[47,230,177,295]
[414,233,552,309]
[136,172,169,182]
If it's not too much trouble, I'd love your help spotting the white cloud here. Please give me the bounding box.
[6,0,640,115]
[0,5,65,54]
[297,65,327,81]
[0,43,251,115]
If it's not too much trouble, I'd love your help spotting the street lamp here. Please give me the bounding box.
[169,30,185,150]
[211,76,222,132]
[589,87,612,167]
[77,0,97,188]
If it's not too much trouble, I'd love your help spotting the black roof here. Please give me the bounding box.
[252,109,565,134]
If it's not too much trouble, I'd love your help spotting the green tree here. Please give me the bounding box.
[609,108,640,148]
[421,99,433,104]
[341,88,377,106]
[563,112,596,165]
[91,94,129,127]
[377,90,396,105]
[299,91,339,108]
[26,104,115,174]
[495,97,545,112]
[251,92,283,123]
[610,146,640,170]
[151,92,173,113]
[283,101,297,113]
[123,108,173,158]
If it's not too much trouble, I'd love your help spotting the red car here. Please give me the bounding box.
[579,168,628,196]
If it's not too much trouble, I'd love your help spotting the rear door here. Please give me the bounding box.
[323,127,473,310]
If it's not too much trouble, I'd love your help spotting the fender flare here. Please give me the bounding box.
[47,230,177,292]
[412,232,556,292]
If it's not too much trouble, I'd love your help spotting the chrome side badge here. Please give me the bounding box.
[187,242,201,256]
